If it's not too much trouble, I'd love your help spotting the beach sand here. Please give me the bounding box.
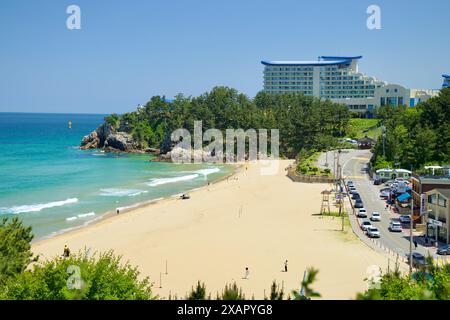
[33,160,390,300]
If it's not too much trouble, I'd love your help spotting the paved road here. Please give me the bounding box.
[318,149,440,261]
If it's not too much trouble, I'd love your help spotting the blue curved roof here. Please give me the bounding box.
[261,59,351,66]
[443,74,450,79]
[261,55,362,67]
[320,55,363,60]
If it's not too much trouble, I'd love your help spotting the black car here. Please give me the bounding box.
[407,252,427,268]
[373,179,382,185]
[437,245,450,255]
[354,200,364,208]
[351,193,361,200]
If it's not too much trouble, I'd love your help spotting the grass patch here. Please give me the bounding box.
[296,151,333,177]
[347,118,381,140]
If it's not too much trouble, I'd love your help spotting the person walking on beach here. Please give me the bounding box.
[244,267,249,279]
[116,208,120,215]
[284,260,288,272]
[63,245,71,258]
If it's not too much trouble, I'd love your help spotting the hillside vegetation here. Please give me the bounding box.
[100,87,352,159]
[346,118,381,140]
[371,88,450,170]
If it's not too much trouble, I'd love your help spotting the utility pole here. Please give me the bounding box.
[382,125,386,158]
[409,197,414,274]
[336,149,344,231]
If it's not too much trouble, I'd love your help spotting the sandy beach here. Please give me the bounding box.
[33,160,390,300]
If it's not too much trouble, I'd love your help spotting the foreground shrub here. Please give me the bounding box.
[0,249,155,300]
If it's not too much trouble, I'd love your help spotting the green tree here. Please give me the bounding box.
[220,282,245,300]
[187,281,208,300]
[291,268,321,300]
[268,280,284,300]
[104,113,120,130]
[0,217,37,285]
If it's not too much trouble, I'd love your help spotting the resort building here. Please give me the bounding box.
[261,56,439,115]
[443,74,450,89]
[425,189,450,245]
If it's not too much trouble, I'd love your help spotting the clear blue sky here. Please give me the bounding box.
[1,0,449,114]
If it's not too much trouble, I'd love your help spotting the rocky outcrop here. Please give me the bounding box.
[81,123,157,153]
[80,123,113,150]
[104,132,137,151]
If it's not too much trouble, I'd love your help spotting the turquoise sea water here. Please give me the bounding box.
[0,113,233,240]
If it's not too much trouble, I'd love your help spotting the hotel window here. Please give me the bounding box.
[387,97,397,106]
[438,195,447,207]
[428,194,437,204]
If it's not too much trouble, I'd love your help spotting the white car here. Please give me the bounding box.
[361,221,372,231]
[389,221,402,232]
[370,212,381,222]
[357,208,367,218]
[367,226,380,238]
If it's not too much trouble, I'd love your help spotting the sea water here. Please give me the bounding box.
[0,113,233,240]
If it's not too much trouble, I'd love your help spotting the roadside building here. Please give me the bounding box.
[375,168,411,182]
[411,166,450,223]
[425,189,450,245]
[375,169,393,182]
[394,169,412,180]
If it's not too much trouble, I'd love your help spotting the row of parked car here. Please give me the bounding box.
[347,181,381,238]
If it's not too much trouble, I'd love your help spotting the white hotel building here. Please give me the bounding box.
[262,56,438,115]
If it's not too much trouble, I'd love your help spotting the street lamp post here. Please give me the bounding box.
[409,197,414,274]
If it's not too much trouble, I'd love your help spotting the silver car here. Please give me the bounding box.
[361,221,372,231]
[367,226,380,238]
[389,221,402,232]
[370,212,381,222]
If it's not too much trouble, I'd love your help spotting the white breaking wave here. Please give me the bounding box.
[128,190,149,197]
[0,198,79,214]
[193,167,220,176]
[77,212,96,218]
[146,174,199,187]
[99,188,148,197]
[66,212,96,222]
[146,168,220,187]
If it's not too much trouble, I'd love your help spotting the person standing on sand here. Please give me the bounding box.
[244,267,249,279]
[284,260,288,272]
[116,208,120,215]
[63,245,71,258]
